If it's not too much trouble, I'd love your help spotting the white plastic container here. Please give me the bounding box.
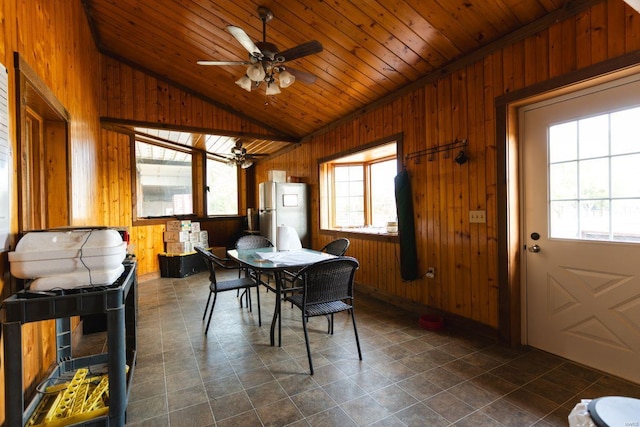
[8,229,126,280]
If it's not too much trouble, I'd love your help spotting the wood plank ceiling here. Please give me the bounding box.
[84,0,571,158]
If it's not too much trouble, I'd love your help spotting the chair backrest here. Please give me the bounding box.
[235,235,273,249]
[194,246,220,285]
[296,257,359,305]
[320,238,350,256]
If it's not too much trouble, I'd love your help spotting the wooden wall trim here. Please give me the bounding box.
[355,282,500,341]
[14,53,70,121]
[496,49,640,106]
[496,49,640,346]
[100,117,299,143]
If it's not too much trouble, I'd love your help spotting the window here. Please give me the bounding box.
[132,128,243,220]
[320,138,399,234]
[135,140,193,217]
[549,106,640,242]
[206,157,238,215]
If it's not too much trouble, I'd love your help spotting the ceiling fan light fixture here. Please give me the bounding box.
[278,70,295,88]
[241,160,253,169]
[246,64,266,81]
[266,82,281,95]
[235,75,252,91]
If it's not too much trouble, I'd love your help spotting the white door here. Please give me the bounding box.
[521,74,640,383]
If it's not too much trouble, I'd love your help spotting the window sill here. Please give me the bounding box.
[320,227,398,242]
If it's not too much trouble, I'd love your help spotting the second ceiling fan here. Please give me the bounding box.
[198,6,323,94]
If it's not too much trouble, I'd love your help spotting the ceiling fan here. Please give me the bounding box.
[215,140,268,169]
[198,6,323,94]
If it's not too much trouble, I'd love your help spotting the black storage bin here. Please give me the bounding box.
[158,252,207,278]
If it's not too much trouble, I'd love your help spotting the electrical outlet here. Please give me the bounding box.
[469,210,486,223]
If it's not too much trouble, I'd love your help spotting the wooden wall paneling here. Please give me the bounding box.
[561,17,578,74]
[145,73,158,122]
[485,50,501,329]
[454,68,473,319]
[511,39,526,92]
[606,1,625,56]
[120,62,133,119]
[523,37,538,87]
[548,23,564,79]
[576,10,593,69]
[406,103,425,300]
[467,60,482,323]
[131,68,145,122]
[424,83,441,309]
[591,2,609,64]
[624,2,640,50]
[44,120,69,227]
[434,76,451,314]
[533,32,549,85]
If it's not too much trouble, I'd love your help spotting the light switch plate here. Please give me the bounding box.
[469,210,486,223]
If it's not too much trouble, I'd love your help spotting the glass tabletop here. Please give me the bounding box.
[227,247,334,270]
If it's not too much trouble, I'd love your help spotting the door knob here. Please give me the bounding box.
[528,244,541,253]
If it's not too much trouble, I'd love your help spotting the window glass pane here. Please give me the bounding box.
[549,121,577,163]
[550,201,578,238]
[611,154,640,198]
[334,165,364,227]
[579,158,609,199]
[135,141,193,217]
[549,162,577,200]
[610,106,640,155]
[580,199,610,240]
[206,158,238,215]
[549,106,640,243]
[612,199,640,242]
[370,159,397,226]
[578,114,609,159]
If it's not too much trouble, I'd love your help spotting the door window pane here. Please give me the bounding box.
[548,105,640,242]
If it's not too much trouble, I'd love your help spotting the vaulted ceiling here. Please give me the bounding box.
[84,0,598,157]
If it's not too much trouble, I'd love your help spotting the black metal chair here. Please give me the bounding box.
[235,235,273,291]
[282,238,350,288]
[320,238,350,256]
[195,246,261,335]
[284,257,362,375]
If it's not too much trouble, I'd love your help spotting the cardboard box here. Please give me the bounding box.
[198,231,208,242]
[189,232,200,242]
[268,170,286,183]
[165,242,193,254]
[163,231,190,243]
[166,220,191,232]
[190,222,201,232]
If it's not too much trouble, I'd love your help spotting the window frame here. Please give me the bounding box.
[318,133,403,236]
[127,127,244,225]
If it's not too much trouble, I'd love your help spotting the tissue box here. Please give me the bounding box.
[166,242,193,254]
[166,220,191,232]
[163,231,190,243]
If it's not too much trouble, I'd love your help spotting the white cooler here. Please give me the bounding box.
[8,229,127,291]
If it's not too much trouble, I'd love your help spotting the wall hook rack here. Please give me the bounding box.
[405,138,468,164]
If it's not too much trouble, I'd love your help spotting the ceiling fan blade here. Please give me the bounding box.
[226,25,261,57]
[277,40,323,62]
[197,60,251,66]
[286,67,318,84]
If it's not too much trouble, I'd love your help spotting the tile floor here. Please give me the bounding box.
[78,269,640,426]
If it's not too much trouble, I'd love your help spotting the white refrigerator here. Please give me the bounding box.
[259,181,309,248]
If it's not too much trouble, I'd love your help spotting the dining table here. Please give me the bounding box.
[226,247,336,346]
